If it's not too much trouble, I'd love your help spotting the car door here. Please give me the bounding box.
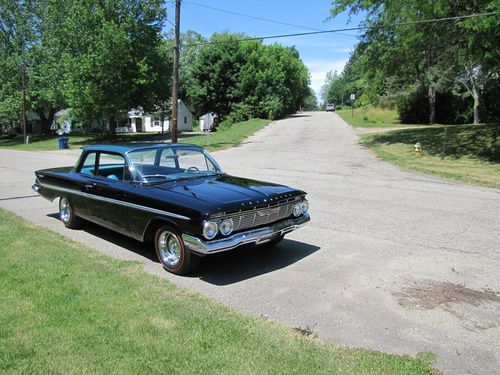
[81,152,132,235]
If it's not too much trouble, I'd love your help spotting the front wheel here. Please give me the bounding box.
[59,197,81,229]
[155,225,199,275]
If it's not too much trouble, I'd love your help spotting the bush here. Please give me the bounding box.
[396,86,473,124]
[481,80,500,124]
[260,97,283,120]
[396,85,429,124]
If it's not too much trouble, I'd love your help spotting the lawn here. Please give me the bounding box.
[0,208,437,374]
[0,118,270,152]
[336,106,413,128]
[179,118,270,152]
[335,106,500,188]
[362,124,500,188]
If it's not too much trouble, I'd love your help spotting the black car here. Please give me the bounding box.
[33,144,310,274]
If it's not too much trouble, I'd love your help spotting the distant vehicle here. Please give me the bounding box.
[326,103,335,111]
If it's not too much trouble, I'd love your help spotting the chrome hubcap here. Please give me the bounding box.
[158,231,182,268]
[59,197,71,223]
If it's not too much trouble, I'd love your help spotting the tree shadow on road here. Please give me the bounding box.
[190,239,320,285]
[286,114,311,119]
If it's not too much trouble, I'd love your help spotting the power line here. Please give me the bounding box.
[165,17,175,27]
[180,1,219,35]
[183,12,499,47]
[184,0,324,33]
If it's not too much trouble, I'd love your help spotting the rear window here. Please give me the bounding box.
[80,152,97,175]
[96,153,128,180]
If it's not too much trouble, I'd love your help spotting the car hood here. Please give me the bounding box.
[152,174,305,214]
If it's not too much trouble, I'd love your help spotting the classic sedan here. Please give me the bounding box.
[32,144,310,274]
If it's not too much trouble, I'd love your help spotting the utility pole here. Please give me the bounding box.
[171,0,181,144]
[21,63,27,144]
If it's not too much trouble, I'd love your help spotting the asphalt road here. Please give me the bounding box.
[1,112,499,374]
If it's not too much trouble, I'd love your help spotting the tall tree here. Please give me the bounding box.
[185,32,311,122]
[328,0,499,124]
[451,0,500,124]
[61,0,169,136]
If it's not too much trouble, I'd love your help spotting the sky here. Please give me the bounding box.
[165,0,365,102]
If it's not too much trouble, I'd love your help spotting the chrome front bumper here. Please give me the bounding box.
[182,213,310,255]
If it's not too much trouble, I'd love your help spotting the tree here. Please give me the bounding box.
[0,0,36,135]
[184,32,311,122]
[1,0,170,136]
[61,0,169,136]
[0,0,73,134]
[451,0,500,124]
[328,0,500,125]
[302,87,318,111]
[185,32,247,120]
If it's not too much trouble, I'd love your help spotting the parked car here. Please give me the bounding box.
[32,144,310,274]
[326,103,335,111]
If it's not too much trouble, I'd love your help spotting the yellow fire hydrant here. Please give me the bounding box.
[414,142,422,157]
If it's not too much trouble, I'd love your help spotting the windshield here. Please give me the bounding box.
[127,146,222,182]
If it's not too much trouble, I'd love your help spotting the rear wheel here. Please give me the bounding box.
[59,197,81,229]
[155,225,199,275]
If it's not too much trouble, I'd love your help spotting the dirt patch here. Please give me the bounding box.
[293,324,319,339]
[394,280,500,310]
[355,126,421,134]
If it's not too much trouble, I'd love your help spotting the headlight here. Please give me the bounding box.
[292,202,302,217]
[301,200,309,214]
[220,218,234,236]
[203,221,218,240]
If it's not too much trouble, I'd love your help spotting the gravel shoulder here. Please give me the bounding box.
[1,112,499,374]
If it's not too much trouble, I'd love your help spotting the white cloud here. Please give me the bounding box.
[305,59,347,101]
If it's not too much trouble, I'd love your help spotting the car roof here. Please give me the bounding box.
[82,143,204,154]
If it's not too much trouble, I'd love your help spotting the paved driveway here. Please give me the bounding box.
[1,112,499,374]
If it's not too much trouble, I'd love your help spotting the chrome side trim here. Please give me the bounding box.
[35,181,190,221]
[182,213,310,255]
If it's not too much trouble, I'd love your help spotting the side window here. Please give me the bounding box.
[80,152,97,175]
[97,153,129,181]
[159,148,176,168]
[128,149,157,166]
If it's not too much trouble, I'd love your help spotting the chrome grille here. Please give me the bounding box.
[217,200,296,232]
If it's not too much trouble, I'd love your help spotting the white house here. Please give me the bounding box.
[199,112,217,131]
[176,100,193,132]
[121,109,169,133]
[117,100,193,133]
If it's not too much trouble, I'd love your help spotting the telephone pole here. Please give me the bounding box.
[171,0,181,144]
[21,63,27,144]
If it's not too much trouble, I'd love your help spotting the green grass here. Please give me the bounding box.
[0,132,163,151]
[0,119,270,152]
[179,118,270,152]
[0,208,437,374]
[337,106,414,128]
[362,124,500,188]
